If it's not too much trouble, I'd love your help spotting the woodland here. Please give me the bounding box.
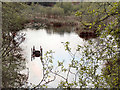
[1,2,120,88]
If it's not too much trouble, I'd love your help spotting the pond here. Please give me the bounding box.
[20,27,100,87]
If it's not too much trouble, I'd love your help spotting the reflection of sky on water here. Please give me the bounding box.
[19,28,116,88]
[20,28,85,87]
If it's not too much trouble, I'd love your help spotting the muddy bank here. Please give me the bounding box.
[24,15,99,40]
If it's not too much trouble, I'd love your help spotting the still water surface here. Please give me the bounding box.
[20,28,87,87]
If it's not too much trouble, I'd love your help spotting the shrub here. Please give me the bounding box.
[51,6,64,16]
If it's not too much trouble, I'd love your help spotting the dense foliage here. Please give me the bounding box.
[59,2,120,88]
[2,2,28,88]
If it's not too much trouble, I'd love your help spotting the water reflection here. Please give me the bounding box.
[20,28,85,86]
[45,26,75,36]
